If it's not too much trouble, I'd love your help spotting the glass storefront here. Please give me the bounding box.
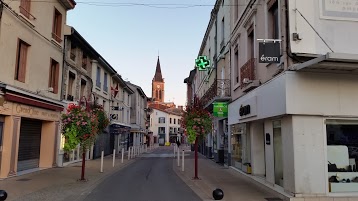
[231,123,251,172]
[326,120,358,193]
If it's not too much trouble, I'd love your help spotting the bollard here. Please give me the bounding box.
[121,148,124,163]
[173,145,176,158]
[100,151,104,173]
[113,149,116,167]
[213,189,224,200]
[128,147,131,160]
[182,149,184,172]
[177,147,180,167]
[0,190,7,201]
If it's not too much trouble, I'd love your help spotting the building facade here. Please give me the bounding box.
[186,0,358,199]
[109,74,134,153]
[127,82,148,148]
[0,0,75,177]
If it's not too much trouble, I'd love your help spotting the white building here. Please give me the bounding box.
[149,107,183,146]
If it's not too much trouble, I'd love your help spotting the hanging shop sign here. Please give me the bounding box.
[213,102,228,117]
[258,41,281,64]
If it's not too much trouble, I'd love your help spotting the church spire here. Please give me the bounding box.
[153,56,163,82]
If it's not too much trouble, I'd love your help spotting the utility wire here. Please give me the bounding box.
[295,8,334,53]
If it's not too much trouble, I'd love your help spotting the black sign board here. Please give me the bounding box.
[239,105,251,116]
[258,42,280,63]
[110,124,130,135]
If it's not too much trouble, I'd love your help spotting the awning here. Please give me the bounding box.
[289,53,358,73]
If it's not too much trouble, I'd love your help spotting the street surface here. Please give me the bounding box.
[83,146,201,201]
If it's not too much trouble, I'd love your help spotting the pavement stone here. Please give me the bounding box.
[0,145,159,201]
[174,151,279,201]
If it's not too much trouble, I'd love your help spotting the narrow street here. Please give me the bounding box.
[83,146,201,201]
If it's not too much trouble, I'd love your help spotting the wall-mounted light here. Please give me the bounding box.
[0,90,5,106]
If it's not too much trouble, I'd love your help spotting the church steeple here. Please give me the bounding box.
[152,56,164,103]
[153,56,163,82]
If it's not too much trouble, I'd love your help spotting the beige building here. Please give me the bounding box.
[0,0,75,177]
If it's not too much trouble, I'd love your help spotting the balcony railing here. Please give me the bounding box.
[240,58,256,88]
[200,79,230,107]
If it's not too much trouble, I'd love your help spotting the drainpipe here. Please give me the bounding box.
[61,36,67,101]
[285,0,294,68]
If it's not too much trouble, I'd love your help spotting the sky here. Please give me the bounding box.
[67,0,216,107]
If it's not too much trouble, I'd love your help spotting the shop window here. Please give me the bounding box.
[326,120,358,193]
[231,123,251,172]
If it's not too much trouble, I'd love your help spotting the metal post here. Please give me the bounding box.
[177,147,180,167]
[113,149,116,167]
[182,149,184,172]
[121,148,124,163]
[100,151,104,173]
[128,147,131,160]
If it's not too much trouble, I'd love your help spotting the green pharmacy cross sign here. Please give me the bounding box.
[195,56,210,71]
[213,102,228,117]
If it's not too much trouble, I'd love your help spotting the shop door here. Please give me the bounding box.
[273,120,283,187]
[17,118,42,172]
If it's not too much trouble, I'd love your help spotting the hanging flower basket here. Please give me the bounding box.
[181,96,213,144]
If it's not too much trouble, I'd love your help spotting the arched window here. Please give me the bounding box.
[159,90,162,99]
[156,90,159,99]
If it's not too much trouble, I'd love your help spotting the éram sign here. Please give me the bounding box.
[258,42,281,64]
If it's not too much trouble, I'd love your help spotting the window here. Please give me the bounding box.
[52,8,62,43]
[82,54,87,69]
[96,67,101,88]
[80,79,86,98]
[103,100,106,110]
[158,127,165,134]
[221,18,225,46]
[20,0,31,19]
[174,119,176,124]
[15,39,29,83]
[49,59,59,94]
[159,91,162,100]
[174,128,177,133]
[67,72,75,100]
[103,72,108,92]
[248,27,255,59]
[170,118,172,124]
[234,48,239,84]
[178,119,181,125]
[268,0,279,40]
[158,117,165,123]
[70,44,76,61]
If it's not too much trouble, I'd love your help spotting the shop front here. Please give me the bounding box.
[0,87,63,178]
[228,71,358,199]
[110,122,131,152]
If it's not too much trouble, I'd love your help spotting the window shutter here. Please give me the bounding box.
[18,42,28,82]
[56,13,62,37]
[54,62,59,94]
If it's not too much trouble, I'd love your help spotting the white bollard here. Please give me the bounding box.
[121,148,124,163]
[182,149,185,172]
[174,145,176,158]
[100,151,104,173]
[177,147,180,167]
[113,149,116,167]
[128,147,131,160]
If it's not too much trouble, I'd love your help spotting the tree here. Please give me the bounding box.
[61,100,109,181]
[181,95,213,179]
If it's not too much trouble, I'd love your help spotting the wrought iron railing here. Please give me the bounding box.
[240,58,256,88]
[200,79,230,106]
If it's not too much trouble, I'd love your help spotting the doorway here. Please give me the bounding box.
[273,120,283,187]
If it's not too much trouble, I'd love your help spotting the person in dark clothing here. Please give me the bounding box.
[176,139,181,147]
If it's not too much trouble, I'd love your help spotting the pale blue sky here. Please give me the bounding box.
[67,0,216,106]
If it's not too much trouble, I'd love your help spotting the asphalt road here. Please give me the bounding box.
[83,146,201,201]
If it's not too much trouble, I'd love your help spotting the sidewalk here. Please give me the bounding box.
[0,146,158,201]
[174,150,282,201]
